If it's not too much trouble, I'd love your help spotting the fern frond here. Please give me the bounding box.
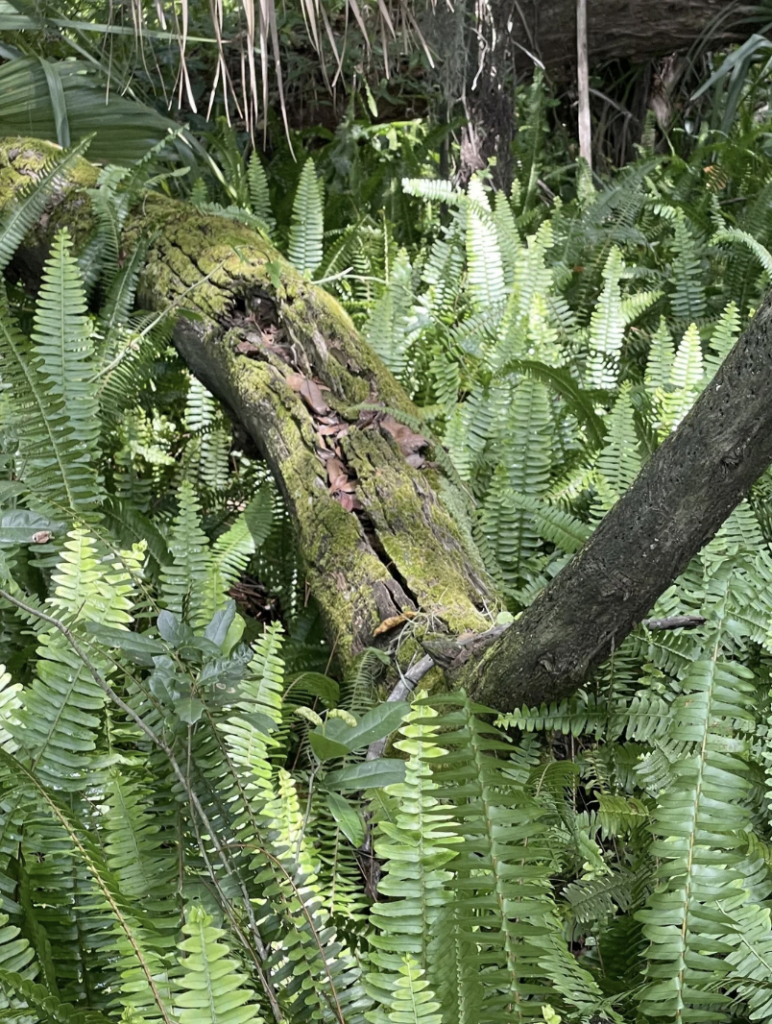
[637,640,756,1021]
[289,161,324,275]
[466,179,506,311]
[364,249,414,378]
[247,151,275,230]
[176,904,261,1024]
[159,480,209,621]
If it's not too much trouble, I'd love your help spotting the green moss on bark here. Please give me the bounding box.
[0,138,502,671]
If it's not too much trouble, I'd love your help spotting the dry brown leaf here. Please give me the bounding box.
[373,610,417,636]
[336,491,362,512]
[300,379,330,415]
[286,373,305,391]
[235,339,261,356]
[380,414,427,456]
[317,424,341,436]
[326,456,351,491]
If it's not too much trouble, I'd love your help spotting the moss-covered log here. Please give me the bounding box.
[0,138,497,669]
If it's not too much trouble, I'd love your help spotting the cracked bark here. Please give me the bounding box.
[6,139,772,713]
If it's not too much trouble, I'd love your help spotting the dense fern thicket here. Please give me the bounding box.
[7,96,772,1024]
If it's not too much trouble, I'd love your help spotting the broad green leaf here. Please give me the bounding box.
[324,758,406,791]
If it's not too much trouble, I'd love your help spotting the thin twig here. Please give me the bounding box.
[641,614,707,631]
[365,654,435,760]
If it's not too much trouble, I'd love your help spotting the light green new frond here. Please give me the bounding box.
[479,378,553,581]
[185,376,231,492]
[367,957,443,1024]
[252,761,371,1022]
[492,219,555,370]
[159,480,209,620]
[244,621,285,729]
[417,216,465,321]
[365,249,414,378]
[427,691,560,1021]
[401,178,461,204]
[87,164,132,291]
[0,285,101,517]
[620,288,662,324]
[428,345,460,412]
[587,246,626,388]
[289,160,324,275]
[219,627,284,795]
[505,378,553,494]
[593,384,641,512]
[99,239,153,341]
[493,190,522,285]
[705,301,740,381]
[48,528,137,627]
[466,180,506,311]
[176,904,262,1024]
[367,704,459,981]
[659,323,704,435]
[442,382,502,484]
[0,665,21,755]
[645,319,675,393]
[262,767,319,876]
[247,151,275,229]
[14,531,132,790]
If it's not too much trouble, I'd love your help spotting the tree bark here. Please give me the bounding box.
[515,0,761,72]
[0,138,497,672]
[464,289,772,709]
[6,138,772,715]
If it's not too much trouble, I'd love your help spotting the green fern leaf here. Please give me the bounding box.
[247,151,275,229]
[289,160,324,274]
[176,904,261,1024]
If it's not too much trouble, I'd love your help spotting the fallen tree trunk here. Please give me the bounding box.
[0,138,497,671]
[5,138,772,713]
[514,0,761,71]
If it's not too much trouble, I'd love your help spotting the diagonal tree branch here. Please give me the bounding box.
[463,290,772,709]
